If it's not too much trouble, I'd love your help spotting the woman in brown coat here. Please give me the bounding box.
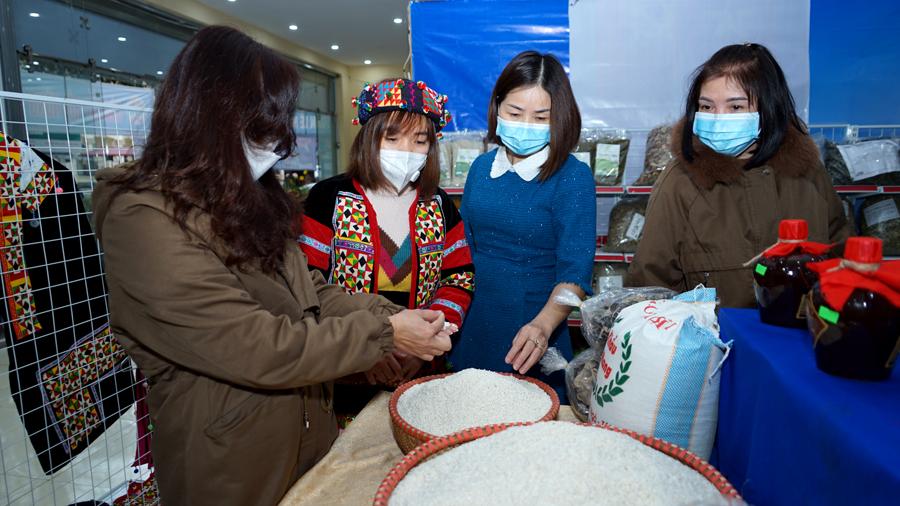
[627,43,849,306]
[93,26,452,505]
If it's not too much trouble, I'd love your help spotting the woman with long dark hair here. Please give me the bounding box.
[452,51,596,400]
[627,43,849,306]
[93,26,452,505]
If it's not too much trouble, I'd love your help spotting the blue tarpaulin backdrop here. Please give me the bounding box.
[410,0,568,132]
[411,0,899,130]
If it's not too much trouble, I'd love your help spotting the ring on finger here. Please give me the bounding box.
[528,337,545,350]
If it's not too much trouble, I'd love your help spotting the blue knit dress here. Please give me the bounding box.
[452,149,597,401]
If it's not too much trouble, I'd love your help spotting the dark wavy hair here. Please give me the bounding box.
[108,26,301,274]
[681,43,807,168]
[486,51,581,181]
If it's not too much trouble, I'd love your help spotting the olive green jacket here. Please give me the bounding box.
[627,122,850,307]
[93,165,402,505]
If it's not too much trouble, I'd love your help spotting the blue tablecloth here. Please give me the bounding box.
[712,309,900,506]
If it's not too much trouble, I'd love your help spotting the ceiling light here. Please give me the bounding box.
[303,64,313,69]
[330,44,339,51]
[24,64,30,69]
[117,36,127,42]
[393,17,403,24]
[364,59,372,65]
[32,61,39,65]
[101,58,108,63]
[156,71,164,75]
[289,24,298,31]
[36,77,42,81]
[29,12,40,18]
[110,67,118,72]
[227,0,236,2]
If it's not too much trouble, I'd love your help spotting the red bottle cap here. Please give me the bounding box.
[778,219,808,241]
[844,237,883,264]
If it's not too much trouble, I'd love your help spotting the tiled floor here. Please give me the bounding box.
[1,341,139,505]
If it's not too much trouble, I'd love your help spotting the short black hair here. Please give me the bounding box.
[680,43,807,168]
[487,51,581,181]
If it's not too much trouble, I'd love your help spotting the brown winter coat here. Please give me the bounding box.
[93,165,402,505]
[626,121,850,307]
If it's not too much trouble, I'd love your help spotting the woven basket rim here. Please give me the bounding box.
[373,420,742,505]
[388,371,560,444]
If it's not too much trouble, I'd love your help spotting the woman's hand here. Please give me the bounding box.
[389,309,452,361]
[504,321,551,374]
[363,353,426,386]
[397,354,425,383]
[364,354,403,385]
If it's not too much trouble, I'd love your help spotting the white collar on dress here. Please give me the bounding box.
[489,145,549,182]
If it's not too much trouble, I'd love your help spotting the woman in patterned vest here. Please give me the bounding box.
[299,79,474,395]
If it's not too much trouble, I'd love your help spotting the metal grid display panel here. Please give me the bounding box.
[0,91,153,506]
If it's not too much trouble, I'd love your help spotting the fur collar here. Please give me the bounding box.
[670,118,820,189]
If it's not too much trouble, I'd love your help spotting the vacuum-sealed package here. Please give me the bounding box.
[825,139,900,186]
[633,124,674,187]
[606,196,648,253]
[859,195,900,255]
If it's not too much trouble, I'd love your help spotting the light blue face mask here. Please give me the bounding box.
[496,117,551,156]
[692,112,761,157]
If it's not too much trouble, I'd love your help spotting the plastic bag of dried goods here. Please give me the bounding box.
[633,124,674,187]
[860,195,900,255]
[606,196,648,253]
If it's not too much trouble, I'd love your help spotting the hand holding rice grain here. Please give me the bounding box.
[396,369,553,437]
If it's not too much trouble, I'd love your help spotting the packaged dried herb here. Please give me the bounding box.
[860,195,900,256]
[605,196,648,253]
[576,129,630,186]
[633,124,674,187]
[440,131,485,188]
[593,262,628,293]
[825,139,900,186]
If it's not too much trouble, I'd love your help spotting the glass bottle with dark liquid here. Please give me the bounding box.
[753,220,830,328]
[805,237,900,381]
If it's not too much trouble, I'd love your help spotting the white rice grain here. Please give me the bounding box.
[397,369,552,436]
[389,422,733,506]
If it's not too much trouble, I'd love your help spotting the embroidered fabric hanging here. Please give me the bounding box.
[0,133,136,474]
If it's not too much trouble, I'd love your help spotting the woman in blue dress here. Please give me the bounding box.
[453,51,596,400]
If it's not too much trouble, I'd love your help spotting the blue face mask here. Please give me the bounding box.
[496,117,551,156]
[692,112,761,157]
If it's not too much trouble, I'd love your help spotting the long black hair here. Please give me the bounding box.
[108,26,301,274]
[486,51,581,181]
[680,43,807,168]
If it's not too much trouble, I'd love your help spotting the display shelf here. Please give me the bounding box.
[444,185,896,196]
[834,185,880,193]
[594,250,635,263]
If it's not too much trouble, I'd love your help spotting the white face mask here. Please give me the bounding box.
[242,138,281,181]
[379,149,427,192]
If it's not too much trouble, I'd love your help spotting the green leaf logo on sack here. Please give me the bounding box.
[592,331,632,408]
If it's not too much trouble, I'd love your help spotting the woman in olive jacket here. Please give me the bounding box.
[94,26,452,506]
[627,43,849,306]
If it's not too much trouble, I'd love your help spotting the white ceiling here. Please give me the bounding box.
[197,0,411,67]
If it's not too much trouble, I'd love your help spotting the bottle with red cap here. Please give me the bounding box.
[752,219,832,328]
[805,237,900,380]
